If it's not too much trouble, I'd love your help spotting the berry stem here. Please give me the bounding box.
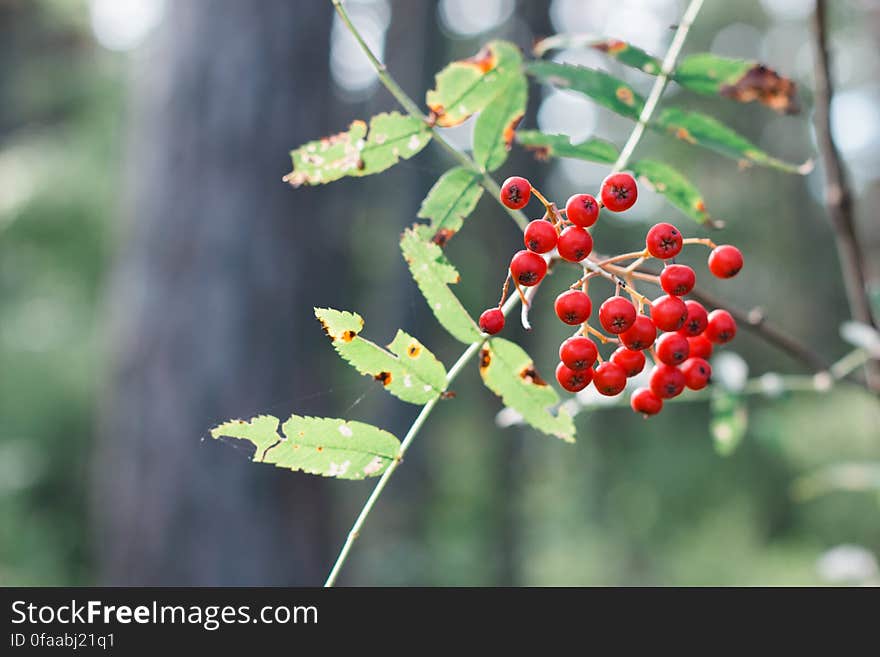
[498,272,511,308]
[682,237,718,249]
[584,323,616,344]
[592,250,649,268]
[529,185,553,211]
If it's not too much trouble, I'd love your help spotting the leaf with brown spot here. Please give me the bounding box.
[516,130,618,164]
[473,74,528,171]
[630,159,717,226]
[414,167,484,247]
[284,112,430,187]
[313,308,447,404]
[426,40,523,127]
[211,414,400,480]
[479,338,575,442]
[533,34,662,74]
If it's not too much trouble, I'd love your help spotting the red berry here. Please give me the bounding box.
[556,362,592,393]
[598,296,637,334]
[524,220,558,254]
[478,308,504,335]
[619,314,656,351]
[708,245,744,279]
[509,250,547,287]
[631,387,663,416]
[678,299,708,337]
[554,290,592,325]
[500,176,531,209]
[557,226,593,262]
[565,193,600,227]
[593,361,627,396]
[645,222,683,259]
[687,334,714,359]
[680,357,712,390]
[649,364,686,399]
[655,332,690,366]
[650,294,688,332]
[705,309,737,344]
[559,336,598,371]
[600,172,638,212]
[610,346,646,377]
[660,264,695,296]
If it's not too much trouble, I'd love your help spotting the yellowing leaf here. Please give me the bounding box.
[314,308,447,405]
[479,338,575,442]
[211,414,400,480]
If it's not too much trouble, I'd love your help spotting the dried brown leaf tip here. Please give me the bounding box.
[523,144,551,161]
[431,228,456,247]
[720,64,799,114]
[503,114,524,150]
[519,364,547,386]
[465,45,499,74]
[593,39,627,54]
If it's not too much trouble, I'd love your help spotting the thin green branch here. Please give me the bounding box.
[324,0,704,586]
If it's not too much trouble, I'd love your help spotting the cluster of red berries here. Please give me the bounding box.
[478,173,745,417]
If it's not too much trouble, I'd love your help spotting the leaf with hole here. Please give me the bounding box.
[400,228,483,344]
[426,40,523,127]
[314,308,447,404]
[526,61,645,121]
[414,167,484,246]
[651,108,812,174]
[284,112,431,187]
[211,414,400,480]
[515,130,618,164]
[710,388,747,456]
[479,337,575,442]
[473,74,528,171]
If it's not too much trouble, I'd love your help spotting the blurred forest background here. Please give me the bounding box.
[1,0,878,586]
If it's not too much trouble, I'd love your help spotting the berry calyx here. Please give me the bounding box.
[645,222,683,259]
[655,332,690,366]
[559,336,598,371]
[509,250,547,287]
[650,294,688,332]
[687,335,714,359]
[593,361,628,396]
[649,364,686,399]
[619,314,656,351]
[524,220,558,254]
[680,357,712,390]
[610,346,646,377]
[678,299,709,337]
[660,264,696,296]
[600,172,638,212]
[705,309,737,344]
[631,387,663,416]
[554,290,592,325]
[500,176,531,209]
[556,362,592,393]
[565,193,600,228]
[478,308,504,335]
[557,226,593,262]
[598,296,637,334]
[708,245,744,279]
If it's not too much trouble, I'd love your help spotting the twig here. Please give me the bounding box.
[811,0,880,391]
[324,0,706,586]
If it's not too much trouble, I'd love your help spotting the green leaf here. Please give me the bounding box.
[284,112,431,187]
[426,40,523,127]
[414,167,484,245]
[710,389,747,456]
[674,53,799,114]
[479,338,575,442]
[515,130,618,164]
[314,308,447,405]
[400,228,483,344]
[526,61,645,121]
[652,107,812,174]
[211,414,399,480]
[534,35,661,74]
[473,74,528,171]
[630,159,714,225]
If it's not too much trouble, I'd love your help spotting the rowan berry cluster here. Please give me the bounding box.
[478,173,744,417]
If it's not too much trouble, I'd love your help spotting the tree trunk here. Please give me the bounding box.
[92,1,339,585]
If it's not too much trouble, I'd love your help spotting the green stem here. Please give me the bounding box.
[324,0,704,586]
